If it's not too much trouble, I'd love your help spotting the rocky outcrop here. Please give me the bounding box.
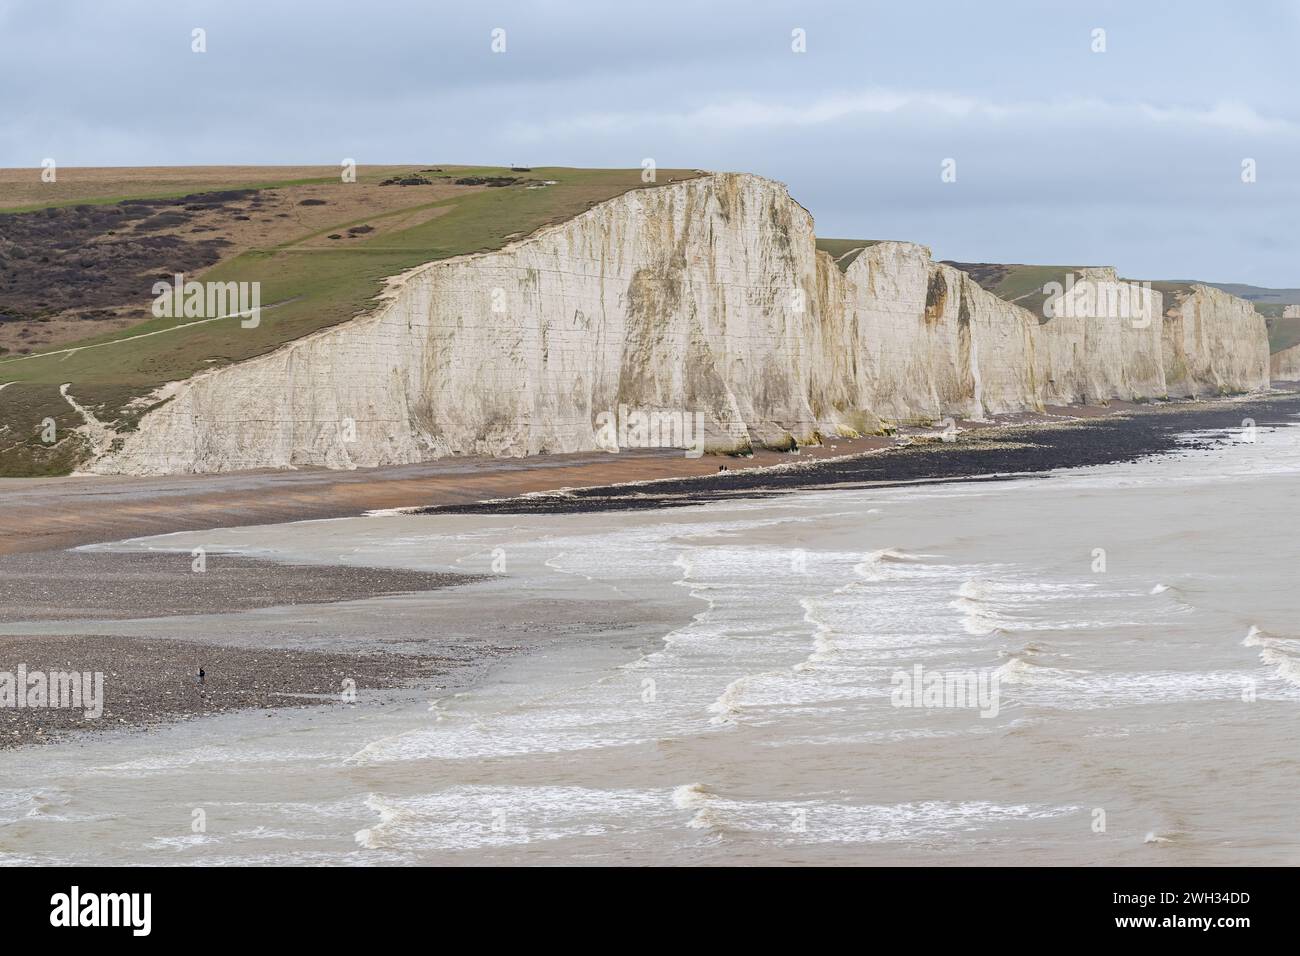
[85,172,1274,475]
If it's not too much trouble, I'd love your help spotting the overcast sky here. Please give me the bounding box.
[2,0,1297,284]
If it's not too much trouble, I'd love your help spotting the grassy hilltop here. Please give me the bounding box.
[0,164,701,475]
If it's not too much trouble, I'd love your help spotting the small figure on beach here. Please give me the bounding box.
[718,465,729,472]
[197,667,205,685]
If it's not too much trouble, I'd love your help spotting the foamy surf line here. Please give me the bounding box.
[348,783,1085,852]
[670,783,1082,842]
[1243,625,1300,688]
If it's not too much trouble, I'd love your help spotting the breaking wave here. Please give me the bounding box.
[952,578,1013,635]
[1243,625,1300,688]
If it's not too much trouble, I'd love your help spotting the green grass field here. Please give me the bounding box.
[0,175,343,215]
[943,262,1094,322]
[0,165,700,475]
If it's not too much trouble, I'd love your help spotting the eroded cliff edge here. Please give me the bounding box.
[86,173,1272,475]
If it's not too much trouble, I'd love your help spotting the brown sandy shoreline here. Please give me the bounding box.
[0,399,1173,558]
[0,444,888,557]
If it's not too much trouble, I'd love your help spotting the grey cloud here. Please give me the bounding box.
[0,0,1295,283]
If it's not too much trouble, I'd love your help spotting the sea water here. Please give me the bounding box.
[1,418,1297,865]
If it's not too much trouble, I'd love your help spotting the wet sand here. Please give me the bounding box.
[0,550,479,622]
[0,632,453,749]
[0,552,488,748]
[0,445,881,558]
[0,397,1243,557]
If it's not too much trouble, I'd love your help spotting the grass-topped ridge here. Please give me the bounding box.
[0,164,703,476]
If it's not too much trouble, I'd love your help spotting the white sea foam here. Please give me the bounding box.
[356,786,671,851]
[1242,625,1300,687]
[669,784,1081,843]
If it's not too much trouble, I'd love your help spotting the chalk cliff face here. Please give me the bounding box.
[824,243,1041,422]
[93,175,860,474]
[1161,285,1270,397]
[86,173,1273,475]
[1272,343,1300,381]
[1034,267,1166,406]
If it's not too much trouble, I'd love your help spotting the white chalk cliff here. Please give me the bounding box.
[1272,343,1300,381]
[1034,266,1166,406]
[1161,285,1271,397]
[87,173,1273,475]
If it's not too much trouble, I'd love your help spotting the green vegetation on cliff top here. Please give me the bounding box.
[0,165,700,476]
